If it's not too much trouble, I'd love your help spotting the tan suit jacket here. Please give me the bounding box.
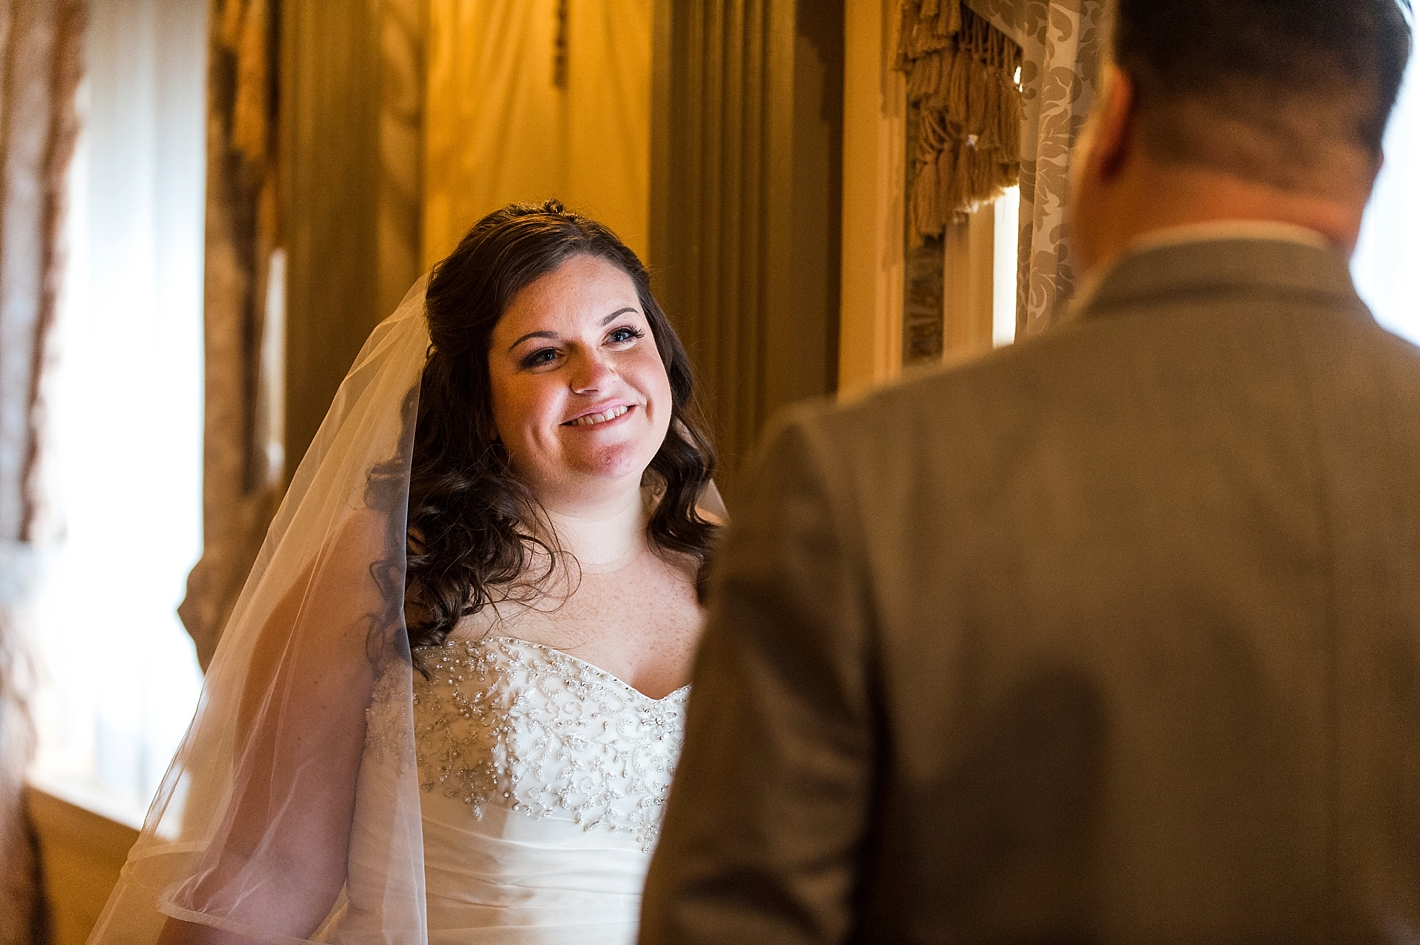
[640,238,1420,944]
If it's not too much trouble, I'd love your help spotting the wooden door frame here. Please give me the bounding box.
[837,0,905,397]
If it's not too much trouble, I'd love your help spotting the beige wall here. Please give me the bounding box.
[423,0,653,267]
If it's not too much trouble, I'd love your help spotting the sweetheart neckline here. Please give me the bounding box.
[433,634,692,704]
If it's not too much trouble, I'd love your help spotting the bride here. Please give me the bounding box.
[89,202,722,945]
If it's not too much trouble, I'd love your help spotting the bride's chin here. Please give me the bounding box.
[530,463,654,511]
[572,441,660,480]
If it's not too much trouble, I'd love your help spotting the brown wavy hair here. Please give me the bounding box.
[403,200,719,659]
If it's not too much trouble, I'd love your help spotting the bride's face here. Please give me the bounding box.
[487,253,673,507]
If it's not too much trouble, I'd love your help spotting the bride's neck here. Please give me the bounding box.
[533,485,649,570]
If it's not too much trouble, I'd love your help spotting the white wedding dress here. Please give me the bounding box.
[334,635,689,945]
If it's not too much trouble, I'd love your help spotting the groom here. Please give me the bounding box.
[641,0,1419,942]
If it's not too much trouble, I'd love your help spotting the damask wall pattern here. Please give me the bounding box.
[964,0,1108,335]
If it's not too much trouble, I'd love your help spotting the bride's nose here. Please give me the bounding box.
[569,349,615,393]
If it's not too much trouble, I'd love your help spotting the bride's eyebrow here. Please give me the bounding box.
[508,330,557,352]
[600,307,636,325]
[506,308,639,353]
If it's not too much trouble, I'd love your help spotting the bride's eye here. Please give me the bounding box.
[521,347,560,369]
[607,326,645,345]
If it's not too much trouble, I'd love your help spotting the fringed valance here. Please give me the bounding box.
[897,0,1024,240]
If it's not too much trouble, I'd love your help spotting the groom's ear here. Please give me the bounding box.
[1092,65,1139,182]
[1069,64,1141,273]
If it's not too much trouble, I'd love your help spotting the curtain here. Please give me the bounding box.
[896,0,1109,348]
[424,0,653,266]
[650,0,844,495]
[188,0,427,669]
[178,0,282,671]
[964,0,1107,334]
[0,0,86,940]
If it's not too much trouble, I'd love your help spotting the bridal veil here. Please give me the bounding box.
[90,279,433,944]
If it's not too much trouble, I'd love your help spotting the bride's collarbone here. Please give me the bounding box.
[447,552,702,695]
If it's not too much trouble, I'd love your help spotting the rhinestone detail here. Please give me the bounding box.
[389,636,688,852]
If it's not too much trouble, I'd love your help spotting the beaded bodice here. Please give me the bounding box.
[407,636,688,852]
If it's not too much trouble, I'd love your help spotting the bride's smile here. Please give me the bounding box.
[564,402,632,426]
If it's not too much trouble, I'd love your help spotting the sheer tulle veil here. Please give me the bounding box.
[90,278,433,944]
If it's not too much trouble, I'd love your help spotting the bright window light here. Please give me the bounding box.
[993,185,1020,347]
[27,0,206,827]
[1354,45,1420,344]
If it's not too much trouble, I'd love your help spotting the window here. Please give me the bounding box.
[934,186,1019,361]
[27,0,207,827]
[993,186,1021,348]
[1353,47,1420,344]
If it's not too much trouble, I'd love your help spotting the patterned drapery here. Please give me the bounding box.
[0,0,86,939]
[178,0,282,671]
[963,0,1107,334]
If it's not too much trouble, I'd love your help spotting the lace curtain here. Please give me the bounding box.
[0,0,86,939]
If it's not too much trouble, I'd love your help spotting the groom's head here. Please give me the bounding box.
[1112,0,1412,193]
[1070,0,1413,271]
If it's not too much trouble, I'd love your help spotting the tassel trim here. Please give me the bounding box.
[898,1,1023,239]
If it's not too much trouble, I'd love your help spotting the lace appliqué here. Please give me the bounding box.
[364,659,418,772]
[411,637,688,852]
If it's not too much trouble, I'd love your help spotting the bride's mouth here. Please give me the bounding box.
[564,405,633,427]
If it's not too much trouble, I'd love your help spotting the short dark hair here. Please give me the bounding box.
[403,200,719,661]
[1113,0,1413,183]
